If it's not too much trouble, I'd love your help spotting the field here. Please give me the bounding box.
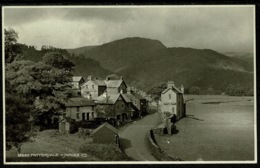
[155,95,255,161]
[6,130,133,162]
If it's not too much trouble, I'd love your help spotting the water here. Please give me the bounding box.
[157,95,255,161]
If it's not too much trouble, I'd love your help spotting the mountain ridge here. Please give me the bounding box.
[66,37,253,92]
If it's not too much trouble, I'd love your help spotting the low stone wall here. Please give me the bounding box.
[147,129,182,161]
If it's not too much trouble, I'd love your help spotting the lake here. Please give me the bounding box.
[156,95,255,161]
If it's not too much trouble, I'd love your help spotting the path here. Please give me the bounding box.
[119,112,161,161]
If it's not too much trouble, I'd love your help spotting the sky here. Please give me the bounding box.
[4,6,255,53]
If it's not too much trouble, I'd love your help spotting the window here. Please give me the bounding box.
[169,94,171,99]
[92,112,94,117]
[121,104,124,109]
[134,100,137,105]
[77,107,80,112]
[92,85,94,89]
[76,113,80,119]
[92,106,94,111]
[85,85,88,89]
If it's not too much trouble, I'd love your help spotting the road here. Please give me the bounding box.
[119,112,161,161]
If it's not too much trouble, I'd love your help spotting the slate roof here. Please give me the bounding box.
[105,80,124,88]
[93,79,106,86]
[72,76,83,82]
[122,93,136,102]
[162,86,182,94]
[132,92,145,100]
[65,97,95,107]
[95,93,121,104]
[81,79,106,87]
[92,122,118,135]
[121,94,132,103]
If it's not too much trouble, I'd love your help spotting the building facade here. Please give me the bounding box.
[92,122,119,144]
[65,97,96,122]
[95,93,131,125]
[161,81,185,120]
[81,76,107,99]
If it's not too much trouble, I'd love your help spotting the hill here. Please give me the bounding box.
[67,37,254,92]
[68,37,167,72]
[67,46,97,56]
[18,44,112,80]
[223,52,254,67]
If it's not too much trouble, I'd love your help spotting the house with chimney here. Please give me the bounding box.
[123,88,148,118]
[161,81,186,121]
[63,74,149,129]
[105,75,127,94]
[71,76,85,89]
[94,92,132,125]
[80,75,107,100]
[70,76,85,97]
[65,97,96,122]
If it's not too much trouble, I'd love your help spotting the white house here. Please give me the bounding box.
[161,81,185,120]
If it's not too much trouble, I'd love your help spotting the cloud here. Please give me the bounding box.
[3,6,255,52]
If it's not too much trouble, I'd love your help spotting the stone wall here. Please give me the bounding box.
[147,129,182,161]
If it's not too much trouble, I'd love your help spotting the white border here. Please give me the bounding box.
[2,5,257,165]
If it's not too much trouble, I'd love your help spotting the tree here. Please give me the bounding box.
[5,88,35,152]
[189,86,202,95]
[5,29,75,151]
[4,28,22,63]
[42,52,75,71]
[4,28,36,152]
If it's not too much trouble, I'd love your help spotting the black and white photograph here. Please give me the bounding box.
[2,5,256,164]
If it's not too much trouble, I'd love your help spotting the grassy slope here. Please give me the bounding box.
[68,38,253,92]
[6,130,133,162]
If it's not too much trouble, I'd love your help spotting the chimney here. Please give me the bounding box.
[181,85,184,94]
[88,75,92,81]
[167,81,175,88]
[120,76,123,80]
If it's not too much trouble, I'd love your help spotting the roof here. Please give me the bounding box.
[95,93,121,104]
[122,93,136,102]
[82,79,106,87]
[162,86,182,94]
[65,97,95,107]
[93,79,106,86]
[105,80,125,88]
[122,93,140,110]
[132,92,145,100]
[92,122,118,135]
[121,94,132,103]
[72,76,84,82]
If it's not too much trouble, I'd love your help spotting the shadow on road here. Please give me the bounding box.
[186,115,204,121]
[120,138,132,152]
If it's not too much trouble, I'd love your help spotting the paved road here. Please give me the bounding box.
[119,112,161,161]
